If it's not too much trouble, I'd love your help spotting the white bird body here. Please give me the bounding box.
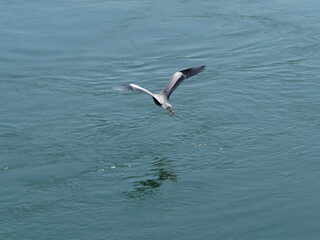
[114,66,205,114]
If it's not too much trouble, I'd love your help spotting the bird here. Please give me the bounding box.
[113,65,206,114]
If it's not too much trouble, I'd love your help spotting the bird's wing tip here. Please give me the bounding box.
[199,65,206,72]
[113,86,122,90]
[179,65,206,78]
[113,84,131,91]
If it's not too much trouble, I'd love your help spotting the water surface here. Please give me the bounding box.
[1,0,320,239]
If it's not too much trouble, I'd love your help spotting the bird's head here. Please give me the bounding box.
[166,107,175,115]
[162,102,174,114]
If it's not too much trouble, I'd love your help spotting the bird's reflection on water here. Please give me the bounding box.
[128,156,177,198]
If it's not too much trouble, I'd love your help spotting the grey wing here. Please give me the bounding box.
[161,65,206,99]
[113,83,155,98]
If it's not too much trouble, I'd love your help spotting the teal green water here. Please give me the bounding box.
[1,1,320,239]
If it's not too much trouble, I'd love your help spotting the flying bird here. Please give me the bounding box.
[113,65,205,114]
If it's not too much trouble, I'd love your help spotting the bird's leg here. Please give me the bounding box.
[167,107,175,115]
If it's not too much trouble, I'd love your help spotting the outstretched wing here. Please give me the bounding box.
[161,65,205,99]
[113,83,154,97]
[113,83,162,105]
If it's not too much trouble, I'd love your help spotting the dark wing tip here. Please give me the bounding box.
[180,65,206,78]
[199,65,206,72]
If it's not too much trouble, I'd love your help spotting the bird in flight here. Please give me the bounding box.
[113,65,205,114]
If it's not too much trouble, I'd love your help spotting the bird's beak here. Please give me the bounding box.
[168,108,175,115]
